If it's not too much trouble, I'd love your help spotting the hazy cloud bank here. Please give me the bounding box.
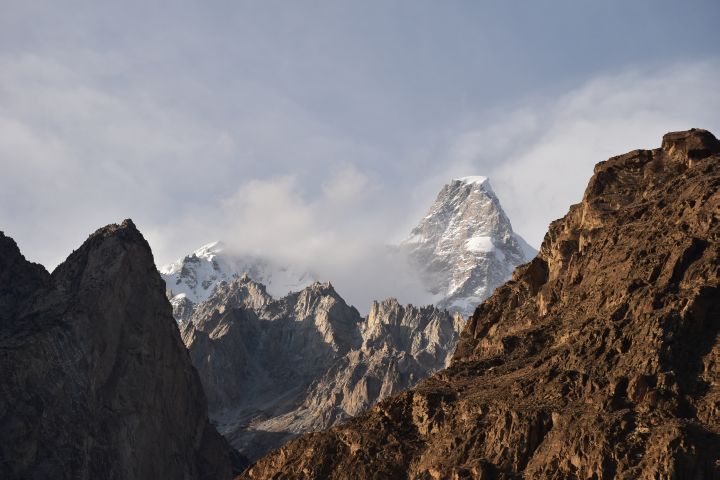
[149,61,720,308]
[2,57,718,308]
[0,0,717,309]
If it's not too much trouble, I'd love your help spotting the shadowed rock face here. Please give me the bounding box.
[242,129,720,480]
[0,220,243,479]
[182,276,463,461]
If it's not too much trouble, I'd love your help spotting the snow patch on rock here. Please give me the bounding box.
[464,235,494,253]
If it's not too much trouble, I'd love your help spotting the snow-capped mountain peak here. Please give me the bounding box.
[159,241,224,277]
[400,176,535,316]
[453,175,488,185]
[159,242,316,323]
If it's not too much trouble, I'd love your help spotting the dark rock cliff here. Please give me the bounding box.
[242,129,720,479]
[0,220,243,479]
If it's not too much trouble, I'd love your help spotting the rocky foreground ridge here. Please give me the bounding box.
[0,220,244,479]
[182,275,464,460]
[242,129,720,479]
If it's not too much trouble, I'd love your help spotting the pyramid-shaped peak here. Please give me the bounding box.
[401,176,533,316]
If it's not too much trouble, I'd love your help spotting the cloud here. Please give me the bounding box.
[220,176,326,259]
[160,59,720,310]
[432,60,720,248]
[0,52,387,270]
[1,47,718,312]
[149,166,430,311]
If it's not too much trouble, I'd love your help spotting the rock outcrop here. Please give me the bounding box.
[182,277,364,460]
[298,298,465,430]
[182,275,463,461]
[400,176,534,316]
[0,220,242,479]
[242,129,720,479]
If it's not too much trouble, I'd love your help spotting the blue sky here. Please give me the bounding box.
[1,1,719,306]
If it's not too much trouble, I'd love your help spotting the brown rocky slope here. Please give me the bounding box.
[0,220,244,479]
[242,129,720,479]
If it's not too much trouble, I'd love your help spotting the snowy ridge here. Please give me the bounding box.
[160,176,533,322]
[400,176,535,316]
[159,241,316,322]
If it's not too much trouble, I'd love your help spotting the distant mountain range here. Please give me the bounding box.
[3,130,716,479]
[181,275,463,460]
[243,129,720,480]
[158,176,534,459]
[160,176,534,321]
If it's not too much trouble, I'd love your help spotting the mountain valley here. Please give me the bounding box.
[243,129,720,479]
[1,129,716,479]
[161,175,532,460]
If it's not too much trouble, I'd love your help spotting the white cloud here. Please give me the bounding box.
[220,176,325,259]
[1,49,718,312]
[150,168,429,311]
[433,60,720,248]
[0,52,387,271]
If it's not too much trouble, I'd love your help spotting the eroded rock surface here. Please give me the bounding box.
[243,129,720,479]
[182,276,463,461]
[0,220,242,479]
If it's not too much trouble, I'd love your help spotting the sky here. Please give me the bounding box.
[1,1,719,307]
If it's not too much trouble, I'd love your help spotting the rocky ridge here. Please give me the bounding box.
[401,176,534,316]
[242,129,720,479]
[181,275,463,461]
[0,220,243,479]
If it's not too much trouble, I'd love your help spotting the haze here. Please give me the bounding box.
[1,1,718,307]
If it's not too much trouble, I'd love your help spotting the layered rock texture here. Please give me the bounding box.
[243,129,720,479]
[181,275,463,460]
[160,241,316,323]
[401,176,534,316]
[0,220,241,479]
